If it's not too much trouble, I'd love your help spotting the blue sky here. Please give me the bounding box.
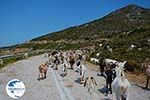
[0,0,149,47]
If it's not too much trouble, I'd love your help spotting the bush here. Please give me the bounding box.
[128,59,141,72]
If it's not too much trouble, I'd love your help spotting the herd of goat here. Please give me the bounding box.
[36,50,150,100]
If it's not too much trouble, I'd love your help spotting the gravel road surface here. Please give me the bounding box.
[0,54,150,100]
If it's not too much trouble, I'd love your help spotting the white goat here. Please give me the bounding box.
[116,61,127,68]
[84,76,97,92]
[105,59,128,69]
[0,59,3,66]
[24,53,29,59]
[79,64,86,84]
[90,58,99,64]
[44,53,48,58]
[96,53,100,58]
[61,59,68,77]
[130,44,136,50]
[99,44,103,47]
[112,67,131,100]
[108,48,113,53]
[84,77,99,100]
[105,59,118,66]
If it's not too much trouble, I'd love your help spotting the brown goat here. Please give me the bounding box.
[142,63,150,88]
[38,63,48,81]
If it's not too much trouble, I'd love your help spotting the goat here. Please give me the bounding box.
[141,63,150,88]
[53,56,60,70]
[104,59,134,72]
[79,64,86,84]
[117,61,134,72]
[84,76,98,100]
[90,58,99,65]
[61,59,68,77]
[108,48,113,53]
[130,44,136,50]
[75,59,81,72]
[44,53,48,58]
[69,55,75,70]
[105,65,116,94]
[84,77,97,92]
[117,61,127,68]
[112,67,131,100]
[105,59,118,67]
[38,63,49,81]
[0,59,3,66]
[24,53,28,59]
[96,53,100,58]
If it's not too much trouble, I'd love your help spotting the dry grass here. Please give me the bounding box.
[125,72,148,86]
[87,62,149,86]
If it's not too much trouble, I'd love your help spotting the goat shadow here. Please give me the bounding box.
[37,77,46,81]
[60,73,65,78]
[97,73,107,79]
[132,83,150,91]
[98,86,109,96]
[101,98,112,100]
[60,73,67,78]
[75,69,79,73]
[74,78,81,84]
[68,68,74,70]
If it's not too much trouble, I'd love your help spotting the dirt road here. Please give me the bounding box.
[0,54,150,100]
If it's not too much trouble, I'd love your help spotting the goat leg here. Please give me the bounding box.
[37,74,41,81]
[145,77,149,88]
[121,95,126,100]
[44,71,47,79]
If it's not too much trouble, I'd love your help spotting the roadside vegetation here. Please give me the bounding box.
[0,51,47,69]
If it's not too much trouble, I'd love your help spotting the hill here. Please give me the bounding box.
[32,4,150,41]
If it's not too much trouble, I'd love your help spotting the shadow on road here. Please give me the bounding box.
[132,83,150,91]
[101,98,112,100]
[98,86,108,96]
[97,73,107,79]
[74,78,81,84]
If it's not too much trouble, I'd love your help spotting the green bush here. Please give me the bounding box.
[128,60,141,72]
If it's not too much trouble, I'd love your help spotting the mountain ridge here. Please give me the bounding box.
[31,4,150,41]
